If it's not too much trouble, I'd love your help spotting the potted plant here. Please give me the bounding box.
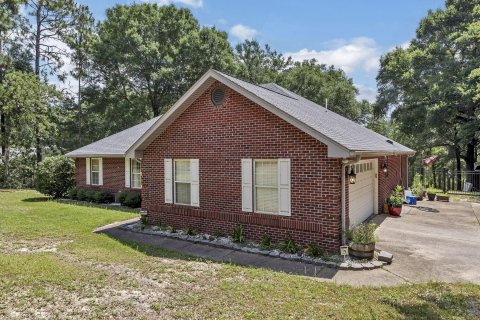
[387,185,403,216]
[427,186,437,201]
[436,193,450,202]
[348,223,378,259]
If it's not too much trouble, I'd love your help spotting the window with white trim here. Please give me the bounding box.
[91,158,101,185]
[131,159,142,189]
[242,158,291,215]
[174,159,192,205]
[254,160,279,213]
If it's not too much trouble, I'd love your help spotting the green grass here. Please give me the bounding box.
[1,190,479,319]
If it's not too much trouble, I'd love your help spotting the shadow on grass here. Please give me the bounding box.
[22,197,50,202]
[381,286,479,320]
[55,199,140,213]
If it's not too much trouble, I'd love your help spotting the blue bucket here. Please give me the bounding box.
[406,195,417,205]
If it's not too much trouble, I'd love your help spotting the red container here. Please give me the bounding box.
[388,205,402,216]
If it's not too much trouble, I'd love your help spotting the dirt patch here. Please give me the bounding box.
[0,238,73,254]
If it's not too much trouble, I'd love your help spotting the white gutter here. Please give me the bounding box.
[341,155,362,245]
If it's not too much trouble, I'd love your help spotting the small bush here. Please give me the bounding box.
[117,191,128,204]
[278,235,299,253]
[167,226,177,233]
[68,188,78,200]
[85,189,96,202]
[213,230,224,238]
[184,226,197,236]
[304,243,325,257]
[231,224,245,243]
[77,188,88,201]
[93,191,114,203]
[34,156,75,198]
[123,192,141,208]
[351,223,378,245]
[259,234,273,250]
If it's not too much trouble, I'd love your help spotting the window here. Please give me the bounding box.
[174,159,191,205]
[242,159,290,215]
[254,160,279,213]
[131,159,142,189]
[91,158,101,185]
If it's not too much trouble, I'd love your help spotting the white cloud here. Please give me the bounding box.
[285,37,381,74]
[230,24,258,41]
[148,0,204,8]
[388,41,411,52]
[216,18,227,25]
[355,84,377,103]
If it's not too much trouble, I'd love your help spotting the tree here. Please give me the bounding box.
[377,0,480,175]
[0,70,57,185]
[26,0,76,163]
[278,59,363,121]
[91,3,235,126]
[62,3,95,149]
[234,39,292,84]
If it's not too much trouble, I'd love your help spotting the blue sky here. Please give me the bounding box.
[76,0,446,102]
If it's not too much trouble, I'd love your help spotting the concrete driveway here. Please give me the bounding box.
[370,200,480,284]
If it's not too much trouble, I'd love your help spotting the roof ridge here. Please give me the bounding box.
[215,70,297,100]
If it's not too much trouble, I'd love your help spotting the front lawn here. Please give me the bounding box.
[1,190,479,319]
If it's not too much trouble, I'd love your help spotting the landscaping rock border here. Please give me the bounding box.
[121,222,392,271]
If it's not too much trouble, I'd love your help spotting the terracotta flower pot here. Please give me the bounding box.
[349,243,375,259]
[388,205,402,216]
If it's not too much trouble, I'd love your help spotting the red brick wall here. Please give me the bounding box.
[377,155,408,211]
[142,82,343,252]
[75,157,138,193]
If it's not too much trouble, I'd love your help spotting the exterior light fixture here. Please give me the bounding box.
[382,158,388,176]
[348,166,356,184]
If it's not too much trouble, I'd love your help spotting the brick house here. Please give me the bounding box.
[67,69,414,252]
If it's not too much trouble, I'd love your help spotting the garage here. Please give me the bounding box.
[349,159,378,227]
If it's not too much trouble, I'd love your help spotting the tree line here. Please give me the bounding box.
[0,0,370,187]
[1,0,478,189]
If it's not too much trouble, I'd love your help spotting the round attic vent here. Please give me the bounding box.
[211,87,225,106]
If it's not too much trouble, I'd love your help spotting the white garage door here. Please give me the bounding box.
[349,160,377,227]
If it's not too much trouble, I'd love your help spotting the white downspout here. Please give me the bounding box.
[341,155,361,245]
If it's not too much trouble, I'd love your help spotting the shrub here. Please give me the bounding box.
[34,156,75,198]
[412,173,424,197]
[259,234,273,250]
[68,188,78,200]
[231,224,245,243]
[351,223,378,245]
[85,189,96,202]
[123,192,141,208]
[304,243,325,257]
[77,188,88,201]
[213,230,224,238]
[184,226,197,236]
[93,191,114,203]
[116,191,128,204]
[167,226,177,233]
[278,235,299,253]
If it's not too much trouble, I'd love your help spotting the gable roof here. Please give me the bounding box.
[129,69,414,158]
[66,116,161,158]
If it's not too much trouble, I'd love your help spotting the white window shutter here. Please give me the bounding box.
[164,159,173,203]
[98,158,103,186]
[86,158,91,185]
[125,158,131,188]
[241,159,253,212]
[278,159,291,215]
[190,159,200,207]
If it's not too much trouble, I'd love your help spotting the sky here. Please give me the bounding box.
[75,0,446,102]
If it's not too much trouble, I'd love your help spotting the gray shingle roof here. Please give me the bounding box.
[66,116,161,158]
[220,72,414,154]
